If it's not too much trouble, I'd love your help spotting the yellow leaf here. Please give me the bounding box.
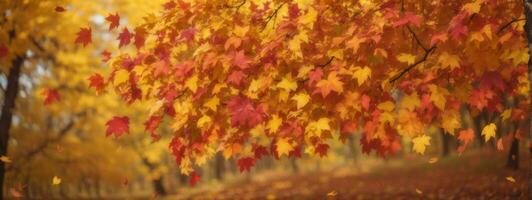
[328,49,344,60]
[203,97,220,112]
[291,92,310,109]
[481,123,496,142]
[288,31,309,58]
[316,72,344,97]
[441,110,461,135]
[277,75,298,92]
[267,115,283,133]
[412,135,431,155]
[197,115,212,128]
[299,7,317,28]
[52,176,61,185]
[501,109,512,121]
[185,75,198,93]
[276,138,294,156]
[506,176,516,183]
[415,188,423,194]
[428,84,448,111]
[327,191,338,197]
[0,156,11,163]
[438,53,460,69]
[377,101,395,112]
[401,92,420,111]
[397,53,416,65]
[352,66,371,86]
[113,69,129,85]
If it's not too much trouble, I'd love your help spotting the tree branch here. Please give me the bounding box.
[497,18,525,35]
[262,2,286,30]
[406,25,428,51]
[389,46,437,83]
[317,56,335,68]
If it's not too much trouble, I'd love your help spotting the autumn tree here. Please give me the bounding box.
[90,0,529,184]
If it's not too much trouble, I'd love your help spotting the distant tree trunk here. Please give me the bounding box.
[290,157,299,173]
[347,135,358,161]
[441,131,451,157]
[0,56,23,198]
[473,111,486,147]
[506,138,519,169]
[141,158,167,196]
[214,153,225,180]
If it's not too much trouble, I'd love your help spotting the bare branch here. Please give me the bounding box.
[389,46,437,83]
[497,18,525,35]
[262,2,286,30]
[317,56,335,68]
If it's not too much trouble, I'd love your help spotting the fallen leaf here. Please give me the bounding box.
[0,155,11,163]
[327,190,338,197]
[52,176,61,185]
[506,176,516,183]
[496,138,504,151]
[55,6,66,12]
[415,188,423,194]
[428,157,438,164]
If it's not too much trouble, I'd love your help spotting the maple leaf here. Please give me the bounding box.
[118,28,133,48]
[52,176,61,185]
[189,171,201,186]
[101,50,112,62]
[315,143,329,157]
[42,88,60,106]
[88,73,105,92]
[232,50,250,70]
[0,43,7,58]
[237,157,256,173]
[144,115,162,133]
[180,26,197,42]
[55,6,66,12]
[481,123,496,142]
[227,70,246,86]
[308,68,323,85]
[315,72,344,98]
[458,128,475,145]
[267,114,282,133]
[105,116,130,138]
[227,96,264,128]
[393,12,422,27]
[397,53,416,65]
[105,13,120,30]
[412,135,431,155]
[276,138,294,157]
[291,92,310,109]
[506,176,516,183]
[75,27,92,47]
[361,94,371,110]
[134,27,146,49]
[351,66,371,86]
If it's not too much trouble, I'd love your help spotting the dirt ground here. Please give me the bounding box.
[183,150,530,200]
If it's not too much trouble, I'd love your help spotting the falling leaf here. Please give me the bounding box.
[428,157,438,164]
[105,13,120,30]
[506,176,516,183]
[0,156,11,163]
[481,123,496,142]
[118,28,133,48]
[42,88,60,105]
[105,116,130,138]
[412,135,431,155]
[75,27,92,47]
[88,73,105,92]
[52,176,61,185]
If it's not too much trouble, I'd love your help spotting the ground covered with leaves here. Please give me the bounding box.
[181,150,530,200]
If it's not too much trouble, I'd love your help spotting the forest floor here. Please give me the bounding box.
[175,149,530,200]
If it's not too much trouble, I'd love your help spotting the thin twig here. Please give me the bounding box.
[497,18,525,35]
[262,2,286,29]
[317,56,335,68]
[389,46,436,83]
[224,0,246,10]
[406,25,428,51]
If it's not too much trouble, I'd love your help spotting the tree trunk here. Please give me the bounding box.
[0,56,23,198]
[441,131,451,157]
[214,153,225,180]
[152,177,167,196]
[506,138,519,169]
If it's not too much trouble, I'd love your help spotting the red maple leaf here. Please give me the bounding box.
[361,94,371,110]
[308,68,323,85]
[458,128,474,145]
[232,50,250,70]
[237,157,256,173]
[42,88,60,105]
[180,26,197,42]
[227,70,246,86]
[105,13,120,31]
[227,96,265,128]
[144,115,163,133]
[163,1,177,10]
[101,50,111,62]
[75,27,92,47]
[134,27,146,49]
[253,144,269,159]
[0,44,7,58]
[189,171,201,187]
[105,116,129,138]
[55,6,66,12]
[393,12,422,27]
[88,73,105,92]
[118,28,133,48]
[315,143,329,157]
